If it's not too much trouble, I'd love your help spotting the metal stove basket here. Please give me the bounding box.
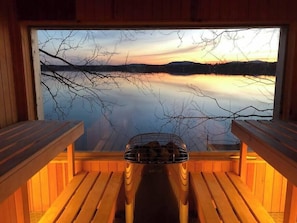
[124,133,188,164]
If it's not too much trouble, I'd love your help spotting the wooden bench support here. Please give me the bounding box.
[39,171,123,223]
[190,171,275,223]
[232,120,297,222]
[67,143,75,182]
[284,182,297,223]
[0,120,84,223]
[239,142,248,182]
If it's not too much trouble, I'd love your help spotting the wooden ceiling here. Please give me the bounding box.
[15,0,297,25]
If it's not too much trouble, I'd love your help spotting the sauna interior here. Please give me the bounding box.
[1,0,297,222]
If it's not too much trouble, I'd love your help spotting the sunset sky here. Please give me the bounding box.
[38,28,280,65]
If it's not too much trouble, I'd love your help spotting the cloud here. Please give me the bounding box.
[38,28,280,65]
[138,44,201,58]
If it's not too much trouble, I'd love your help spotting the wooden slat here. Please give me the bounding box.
[0,120,84,203]
[245,163,255,190]
[271,169,284,212]
[93,172,124,223]
[39,172,87,223]
[214,172,257,223]
[56,172,99,223]
[0,193,18,223]
[0,122,60,170]
[13,0,297,23]
[252,120,297,152]
[47,163,58,204]
[227,172,275,223]
[202,172,239,223]
[14,184,30,223]
[75,172,111,223]
[235,120,297,158]
[30,169,42,211]
[284,182,297,223]
[0,121,81,171]
[263,164,274,210]
[231,120,297,186]
[190,172,221,223]
[0,120,40,141]
[254,163,266,204]
[39,166,50,211]
[28,155,287,214]
[40,171,124,223]
[0,0,17,128]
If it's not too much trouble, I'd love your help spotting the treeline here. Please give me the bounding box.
[41,61,277,76]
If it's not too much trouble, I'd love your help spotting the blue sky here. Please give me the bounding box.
[38,28,280,65]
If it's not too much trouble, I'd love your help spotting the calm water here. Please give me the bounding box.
[42,72,275,151]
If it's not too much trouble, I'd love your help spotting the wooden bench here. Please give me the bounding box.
[0,120,84,222]
[39,171,124,223]
[232,120,297,222]
[190,171,275,223]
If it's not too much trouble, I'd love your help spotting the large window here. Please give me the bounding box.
[36,28,280,151]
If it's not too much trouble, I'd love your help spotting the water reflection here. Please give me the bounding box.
[125,162,188,223]
[42,72,275,151]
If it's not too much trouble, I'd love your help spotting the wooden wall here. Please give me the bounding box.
[0,0,18,128]
[0,187,29,223]
[0,0,36,128]
[27,154,287,213]
[13,0,297,24]
[27,159,126,212]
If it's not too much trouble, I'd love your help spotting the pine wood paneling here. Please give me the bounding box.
[271,169,285,212]
[19,26,36,120]
[14,0,297,23]
[9,1,31,122]
[27,159,126,212]
[254,162,266,205]
[236,0,249,21]
[246,163,255,192]
[0,187,30,223]
[16,0,75,20]
[284,182,297,223]
[27,155,287,213]
[288,0,297,22]
[195,0,210,21]
[0,0,17,128]
[263,164,275,210]
[0,194,18,223]
[14,185,30,223]
[209,0,221,20]
[267,0,282,21]
[76,0,114,22]
[282,23,297,119]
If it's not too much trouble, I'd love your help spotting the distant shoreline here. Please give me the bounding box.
[41,61,277,76]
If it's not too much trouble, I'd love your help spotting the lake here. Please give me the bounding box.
[42,72,275,151]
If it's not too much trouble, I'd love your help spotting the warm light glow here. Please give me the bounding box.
[38,28,280,65]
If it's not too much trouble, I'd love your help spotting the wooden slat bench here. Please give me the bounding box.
[0,120,83,202]
[232,120,297,222]
[39,171,124,223]
[0,120,84,223]
[190,172,275,223]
